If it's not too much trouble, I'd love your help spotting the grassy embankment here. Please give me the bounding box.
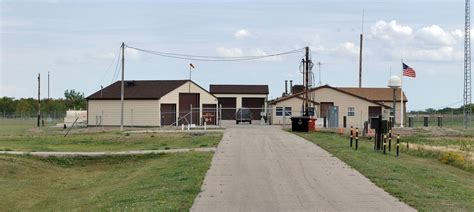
[294,131,474,211]
[0,153,212,210]
[0,119,222,152]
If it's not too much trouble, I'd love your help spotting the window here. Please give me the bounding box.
[348,107,355,116]
[285,107,292,116]
[276,107,292,116]
[276,107,283,116]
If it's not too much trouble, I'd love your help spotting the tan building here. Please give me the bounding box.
[86,80,218,127]
[209,84,269,120]
[269,85,407,128]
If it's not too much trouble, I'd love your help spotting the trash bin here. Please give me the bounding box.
[291,116,310,132]
[308,118,316,131]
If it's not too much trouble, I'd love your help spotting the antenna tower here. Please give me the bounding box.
[464,0,472,129]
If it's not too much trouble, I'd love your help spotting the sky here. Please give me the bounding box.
[0,0,468,111]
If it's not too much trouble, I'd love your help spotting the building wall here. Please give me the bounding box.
[212,94,268,108]
[87,100,160,126]
[270,87,391,128]
[160,81,218,125]
[270,97,311,125]
[383,101,407,126]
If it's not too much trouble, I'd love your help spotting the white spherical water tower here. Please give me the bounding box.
[388,75,401,126]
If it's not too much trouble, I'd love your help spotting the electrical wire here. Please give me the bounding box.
[97,46,121,89]
[125,45,305,62]
[111,49,122,83]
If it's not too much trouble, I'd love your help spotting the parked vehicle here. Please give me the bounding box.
[236,108,252,124]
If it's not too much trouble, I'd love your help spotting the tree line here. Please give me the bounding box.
[0,89,86,118]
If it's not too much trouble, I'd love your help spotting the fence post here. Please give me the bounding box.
[190,104,193,126]
[323,116,327,128]
[355,128,359,150]
[423,116,428,127]
[383,134,387,154]
[388,129,392,152]
[343,116,347,128]
[350,126,353,147]
[396,134,400,157]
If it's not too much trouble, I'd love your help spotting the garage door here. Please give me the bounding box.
[242,98,265,120]
[179,93,200,125]
[218,98,236,120]
[161,104,176,126]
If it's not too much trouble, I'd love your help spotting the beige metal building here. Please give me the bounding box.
[86,80,218,127]
[269,85,407,128]
[209,84,269,120]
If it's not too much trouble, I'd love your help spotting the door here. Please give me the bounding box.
[161,104,176,126]
[202,104,217,125]
[328,106,339,128]
[320,102,334,118]
[368,106,382,118]
[179,93,200,125]
[242,98,265,120]
[218,98,236,120]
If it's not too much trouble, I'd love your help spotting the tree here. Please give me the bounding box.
[64,89,86,110]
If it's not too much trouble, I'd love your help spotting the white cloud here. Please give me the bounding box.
[405,46,463,62]
[125,48,140,59]
[451,29,463,39]
[216,47,244,57]
[416,25,456,46]
[365,20,463,62]
[339,42,359,55]
[370,20,412,41]
[215,47,281,61]
[234,29,253,39]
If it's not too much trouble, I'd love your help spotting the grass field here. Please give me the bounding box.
[0,118,222,152]
[294,131,474,211]
[0,153,212,210]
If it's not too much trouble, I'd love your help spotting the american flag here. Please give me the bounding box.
[403,63,416,78]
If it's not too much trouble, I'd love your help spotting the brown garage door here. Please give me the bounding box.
[202,104,217,125]
[242,98,265,120]
[161,104,176,126]
[179,93,200,125]
[218,98,236,120]
[320,102,334,118]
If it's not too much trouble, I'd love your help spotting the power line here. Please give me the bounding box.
[125,45,305,62]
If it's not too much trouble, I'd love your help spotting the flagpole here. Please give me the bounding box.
[400,59,404,127]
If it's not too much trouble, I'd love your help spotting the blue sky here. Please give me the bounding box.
[0,0,468,110]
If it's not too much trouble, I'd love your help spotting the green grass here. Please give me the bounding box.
[0,118,223,152]
[293,131,474,212]
[0,152,212,210]
[402,135,473,147]
[0,131,222,152]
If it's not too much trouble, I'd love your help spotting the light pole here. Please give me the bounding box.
[388,75,401,127]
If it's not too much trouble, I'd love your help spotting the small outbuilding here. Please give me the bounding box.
[269,85,407,128]
[86,80,218,127]
[209,84,269,120]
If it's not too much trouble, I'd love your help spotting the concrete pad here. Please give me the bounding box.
[191,125,415,212]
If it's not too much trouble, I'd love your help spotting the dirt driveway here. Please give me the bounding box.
[191,125,414,212]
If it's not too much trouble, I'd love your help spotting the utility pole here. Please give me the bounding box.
[304,46,310,116]
[37,73,41,127]
[120,42,125,131]
[464,0,472,129]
